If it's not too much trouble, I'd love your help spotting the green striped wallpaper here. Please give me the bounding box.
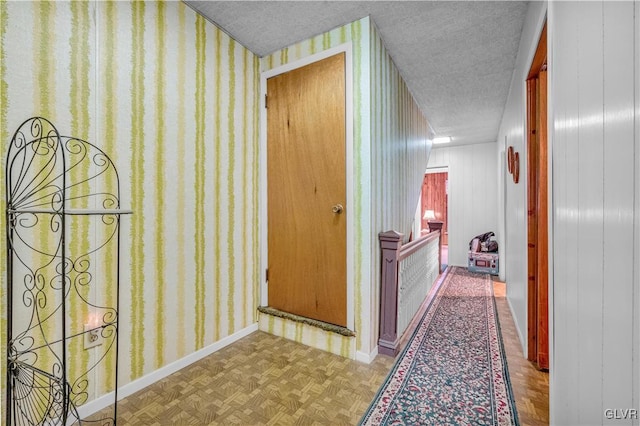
[0,0,259,411]
[0,0,8,409]
[369,22,433,351]
[259,18,370,359]
[259,18,431,359]
[0,3,431,415]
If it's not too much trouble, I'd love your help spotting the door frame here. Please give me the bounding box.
[259,43,355,330]
[423,167,449,242]
[525,22,549,370]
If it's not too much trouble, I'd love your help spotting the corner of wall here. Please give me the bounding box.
[257,17,376,357]
[497,0,547,361]
[634,0,640,417]
[367,19,432,357]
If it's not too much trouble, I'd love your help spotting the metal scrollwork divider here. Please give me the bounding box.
[5,117,131,425]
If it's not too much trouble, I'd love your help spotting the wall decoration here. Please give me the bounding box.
[507,146,514,174]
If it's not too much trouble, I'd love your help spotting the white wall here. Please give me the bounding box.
[427,142,497,267]
[636,3,640,418]
[496,0,547,356]
[550,2,639,424]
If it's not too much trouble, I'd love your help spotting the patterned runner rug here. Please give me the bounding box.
[361,266,519,425]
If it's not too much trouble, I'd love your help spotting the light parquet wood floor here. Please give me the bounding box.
[493,280,550,425]
[95,277,548,425]
[96,332,394,425]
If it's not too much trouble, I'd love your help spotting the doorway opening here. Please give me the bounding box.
[422,168,448,270]
[526,22,548,371]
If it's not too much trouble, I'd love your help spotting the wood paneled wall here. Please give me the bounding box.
[496,0,547,357]
[550,2,639,423]
[500,1,639,422]
[421,172,448,243]
[427,143,498,267]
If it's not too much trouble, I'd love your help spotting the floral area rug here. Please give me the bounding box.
[360,266,519,425]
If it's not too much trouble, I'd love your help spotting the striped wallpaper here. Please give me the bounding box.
[369,21,433,352]
[1,0,259,410]
[0,0,8,414]
[1,3,432,415]
[259,18,432,359]
[259,18,369,359]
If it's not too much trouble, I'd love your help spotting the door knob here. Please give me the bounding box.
[332,204,344,214]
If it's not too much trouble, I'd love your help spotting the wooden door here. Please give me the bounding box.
[266,53,347,327]
[526,24,549,370]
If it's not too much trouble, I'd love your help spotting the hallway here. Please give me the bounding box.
[3,2,637,423]
[99,280,548,425]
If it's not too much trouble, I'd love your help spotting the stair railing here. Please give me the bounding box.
[378,226,442,356]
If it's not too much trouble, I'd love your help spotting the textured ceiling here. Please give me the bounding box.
[185,1,528,146]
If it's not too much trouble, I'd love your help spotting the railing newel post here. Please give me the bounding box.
[378,230,403,356]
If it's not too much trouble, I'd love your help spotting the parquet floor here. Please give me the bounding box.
[494,280,550,425]
[97,332,394,425]
[94,276,548,425]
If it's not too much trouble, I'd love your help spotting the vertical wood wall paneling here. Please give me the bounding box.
[550,2,574,417]
[421,173,447,236]
[551,1,638,422]
[635,1,640,418]
[564,3,581,420]
[602,0,635,415]
[576,4,605,420]
[427,144,498,267]
[496,1,547,358]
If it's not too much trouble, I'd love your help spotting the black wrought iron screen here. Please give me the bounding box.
[5,117,131,425]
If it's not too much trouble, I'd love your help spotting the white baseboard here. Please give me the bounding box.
[505,296,526,356]
[77,323,259,419]
[356,346,378,364]
[76,392,115,420]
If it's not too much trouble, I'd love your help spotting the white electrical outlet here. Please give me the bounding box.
[84,324,102,349]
